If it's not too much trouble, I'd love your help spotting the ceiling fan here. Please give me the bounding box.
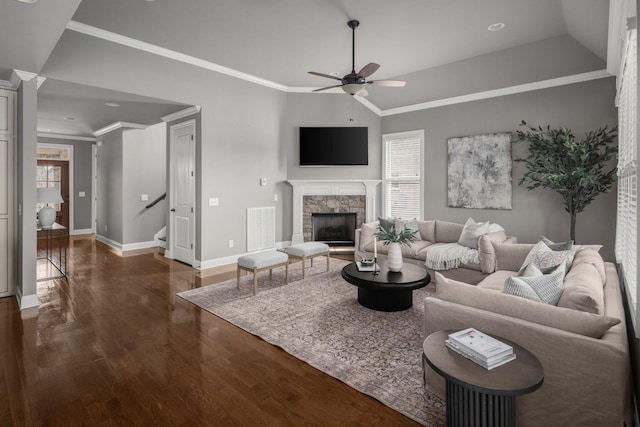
[309,19,406,97]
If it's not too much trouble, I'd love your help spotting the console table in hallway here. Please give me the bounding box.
[37,222,67,281]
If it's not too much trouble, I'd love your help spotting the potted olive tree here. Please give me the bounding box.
[513,120,617,242]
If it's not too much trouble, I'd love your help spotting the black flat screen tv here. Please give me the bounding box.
[300,127,368,166]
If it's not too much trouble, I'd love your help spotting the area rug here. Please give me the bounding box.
[177,258,446,426]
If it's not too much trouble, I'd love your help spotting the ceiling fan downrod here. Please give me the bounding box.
[348,19,359,74]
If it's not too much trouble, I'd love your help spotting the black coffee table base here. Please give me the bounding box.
[446,380,515,427]
[358,286,414,311]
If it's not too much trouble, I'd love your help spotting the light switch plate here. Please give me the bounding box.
[140,194,149,202]
[79,191,86,197]
[209,197,219,206]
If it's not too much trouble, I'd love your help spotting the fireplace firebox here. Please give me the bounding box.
[311,212,357,246]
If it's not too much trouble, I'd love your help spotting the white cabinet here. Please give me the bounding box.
[0,89,15,297]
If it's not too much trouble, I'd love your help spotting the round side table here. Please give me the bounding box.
[423,330,544,427]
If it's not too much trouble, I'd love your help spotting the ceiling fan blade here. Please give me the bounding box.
[312,84,343,92]
[357,88,369,97]
[308,71,343,81]
[371,80,406,87]
[357,63,380,78]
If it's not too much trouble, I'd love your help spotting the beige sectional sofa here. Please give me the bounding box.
[354,219,516,284]
[423,242,630,426]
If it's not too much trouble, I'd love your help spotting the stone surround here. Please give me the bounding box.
[287,180,381,245]
[303,195,365,242]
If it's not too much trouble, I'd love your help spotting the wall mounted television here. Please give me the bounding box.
[299,127,368,166]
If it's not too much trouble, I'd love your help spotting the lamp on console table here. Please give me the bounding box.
[37,187,63,229]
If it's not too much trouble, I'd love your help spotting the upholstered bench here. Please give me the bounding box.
[287,242,330,279]
[237,250,289,295]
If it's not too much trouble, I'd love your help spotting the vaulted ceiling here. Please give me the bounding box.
[0,0,613,138]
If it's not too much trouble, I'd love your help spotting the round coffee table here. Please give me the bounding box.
[423,330,544,427]
[341,259,430,311]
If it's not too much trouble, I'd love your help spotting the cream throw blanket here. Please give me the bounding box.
[425,243,480,270]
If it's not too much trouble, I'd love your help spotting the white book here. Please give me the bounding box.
[446,340,516,370]
[448,328,513,363]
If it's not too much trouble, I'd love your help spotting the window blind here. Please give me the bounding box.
[383,131,424,219]
[615,24,638,333]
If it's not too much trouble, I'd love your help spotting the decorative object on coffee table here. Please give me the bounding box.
[514,121,617,241]
[423,330,543,427]
[374,221,418,272]
[341,259,430,311]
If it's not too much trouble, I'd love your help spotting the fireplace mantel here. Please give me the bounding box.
[287,180,381,244]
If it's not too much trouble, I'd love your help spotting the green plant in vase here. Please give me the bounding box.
[375,225,419,272]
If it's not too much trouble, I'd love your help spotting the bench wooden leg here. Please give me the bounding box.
[237,266,241,289]
[253,267,258,295]
[302,257,306,279]
[326,252,330,271]
[285,262,289,284]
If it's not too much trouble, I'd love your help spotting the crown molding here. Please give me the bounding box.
[0,80,14,90]
[66,20,288,92]
[161,105,201,122]
[381,69,612,117]
[93,121,147,137]
[37,132,97,142]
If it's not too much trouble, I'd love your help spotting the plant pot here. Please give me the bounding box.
[387,242,403,272]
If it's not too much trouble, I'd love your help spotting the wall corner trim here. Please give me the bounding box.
[93,121,147,137]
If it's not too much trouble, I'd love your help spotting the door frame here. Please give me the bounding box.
[167,119,196,265]
[36,143,74,232]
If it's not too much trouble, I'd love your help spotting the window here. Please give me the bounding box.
[382,130,424,219]
[615,22,638,335]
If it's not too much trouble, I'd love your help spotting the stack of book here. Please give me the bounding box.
[445,328,516,370]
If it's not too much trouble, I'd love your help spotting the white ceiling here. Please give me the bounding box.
[0,0,612,137]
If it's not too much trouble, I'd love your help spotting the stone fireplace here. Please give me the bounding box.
[307,202,360,244]
[287,180,381,245]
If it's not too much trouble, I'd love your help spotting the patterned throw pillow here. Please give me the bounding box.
[378,217,395,233]
[457,217,490,249]
[521,241,576,271]
[503,263,566,305]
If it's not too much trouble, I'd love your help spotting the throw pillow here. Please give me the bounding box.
[521,241,575,272]
[394,218,422,240]
[457,217,490,249]
[359,221,379,252]
[518,263,543,277]
[503,263,566,305]
[542,236,574,251]
[378,217,395,233]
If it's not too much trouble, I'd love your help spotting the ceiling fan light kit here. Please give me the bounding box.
[309,19,406,97]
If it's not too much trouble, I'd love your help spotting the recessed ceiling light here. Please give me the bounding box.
[488,23,506,32]
[105,102,120,107]
[14,0,38,3]
[64,116,75,121]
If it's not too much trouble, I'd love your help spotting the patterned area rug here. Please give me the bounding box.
[178,258,446,426]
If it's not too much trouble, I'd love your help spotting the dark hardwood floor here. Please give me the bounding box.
[1,236,421,426]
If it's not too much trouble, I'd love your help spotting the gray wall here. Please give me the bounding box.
[122,123,166,245]
[96,129,123,244]
[37,137,94,231]
[381,77,618,261]
[42,31,288,261]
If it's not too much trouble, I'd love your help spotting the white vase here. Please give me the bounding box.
[387,242,403,272]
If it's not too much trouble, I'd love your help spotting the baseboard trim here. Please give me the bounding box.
[197,241,291,270]
[70,228,94,236]
[96,234,122,252]
[15,288,39,310]
[122,241,157,252]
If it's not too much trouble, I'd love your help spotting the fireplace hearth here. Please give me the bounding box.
[311,212,357,246]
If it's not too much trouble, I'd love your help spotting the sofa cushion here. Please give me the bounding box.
[477,270,516,290]
[457,217,491,249]
[435,273,620,338]
[492,241,534,271]
[571,248,606,283]
[503,264,566,305]
[522,241,575,271]
[435,220,464,243]
[478,230,508,273]
[557,262,605,315]
[359,221,379,252]
[418,220,436,242]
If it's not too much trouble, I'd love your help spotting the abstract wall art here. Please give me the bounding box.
[447,133,512,210]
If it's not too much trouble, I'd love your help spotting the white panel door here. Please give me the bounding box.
[170,121,195,265]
